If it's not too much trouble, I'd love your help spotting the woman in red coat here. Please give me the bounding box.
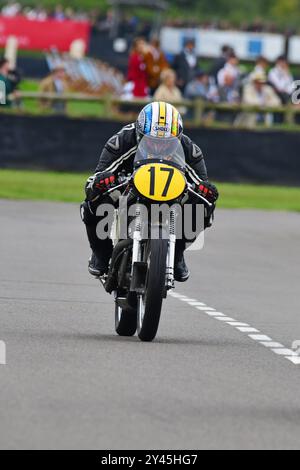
[127,38,149,98]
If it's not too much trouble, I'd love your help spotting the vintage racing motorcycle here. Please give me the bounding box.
[98,135,211,342]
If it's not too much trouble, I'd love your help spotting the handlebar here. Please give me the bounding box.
[103,176,213,208]
[102,176,131,196]
[186,183,213,208]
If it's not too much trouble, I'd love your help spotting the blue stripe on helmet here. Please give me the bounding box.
[144,104,153,135]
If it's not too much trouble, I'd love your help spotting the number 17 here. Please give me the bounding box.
[149,166,175,197]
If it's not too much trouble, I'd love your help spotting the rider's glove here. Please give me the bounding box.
[85,171,117,201]
[94,172,116,193]
[197,181,219,204]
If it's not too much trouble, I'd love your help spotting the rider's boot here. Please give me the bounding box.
[174,240,190,282]
[86,225,113,277]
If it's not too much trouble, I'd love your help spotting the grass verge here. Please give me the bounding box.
[0,169,299,211]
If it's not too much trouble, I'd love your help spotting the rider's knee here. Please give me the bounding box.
[80,201,99,225]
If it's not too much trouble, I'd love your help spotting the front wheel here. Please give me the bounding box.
[137,239,168,342]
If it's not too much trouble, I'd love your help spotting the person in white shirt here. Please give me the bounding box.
[217,52,241,103]
[1,1,21,17]
[268,56,294,103]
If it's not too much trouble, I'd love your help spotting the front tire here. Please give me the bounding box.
[137,239,168,342]
[115,304,137,337]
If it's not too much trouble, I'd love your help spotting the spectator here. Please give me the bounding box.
[251,56,269,76]
[173,38,198,92]
[217,52,241,103]
[153,68,183,104]
[268,56,294,104]
[185,70,219,102]
[39,65,69,113]
[243,71,281,106]
[210,45,233,82]
[144,38,169,95]
[53,4,65,21]
[127,37,148,98]
[0,58,14,106]
[1,1,21,17]
[246,56,269,88]
[7,67,21,92]
[239,71,281,126]
[24,6,47,20]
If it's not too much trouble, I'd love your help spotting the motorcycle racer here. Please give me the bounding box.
[81,101,219,282]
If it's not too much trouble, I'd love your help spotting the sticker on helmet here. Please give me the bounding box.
[152,123,170,133]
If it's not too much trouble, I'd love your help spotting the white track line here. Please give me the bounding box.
[170,292,300,366]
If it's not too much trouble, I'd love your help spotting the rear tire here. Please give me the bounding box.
[137,239,168,342]
[115,304,137,337]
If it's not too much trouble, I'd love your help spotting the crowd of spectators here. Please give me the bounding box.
[0,0,298,126]
[0,3,154,39]
[124,38,297,125]
[1,1,96,21]
[1,3,299,36]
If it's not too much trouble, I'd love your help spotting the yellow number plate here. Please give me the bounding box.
[133,163,186,202]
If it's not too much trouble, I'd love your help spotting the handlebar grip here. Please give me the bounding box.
[187,186,213,207]
[102,178,130,196]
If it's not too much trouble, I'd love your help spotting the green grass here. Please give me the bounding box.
[16,79,106,117]
[19,80,39,92]
[218,182,300,212]
[0,170,88,203]
[0,48,45,59]
[0,169,299,211]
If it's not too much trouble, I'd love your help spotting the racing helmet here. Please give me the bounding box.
[136,102,183,142]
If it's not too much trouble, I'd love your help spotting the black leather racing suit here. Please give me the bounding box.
[81,123,211,264]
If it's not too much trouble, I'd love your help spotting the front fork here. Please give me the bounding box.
[131,205,177,292]
[131,204,142,269]
[166,208,176,290]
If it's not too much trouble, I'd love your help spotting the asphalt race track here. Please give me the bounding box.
[0,199,300,450]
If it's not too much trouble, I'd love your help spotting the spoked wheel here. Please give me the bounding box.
[137,239,168,342]
[115,303,137,337]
